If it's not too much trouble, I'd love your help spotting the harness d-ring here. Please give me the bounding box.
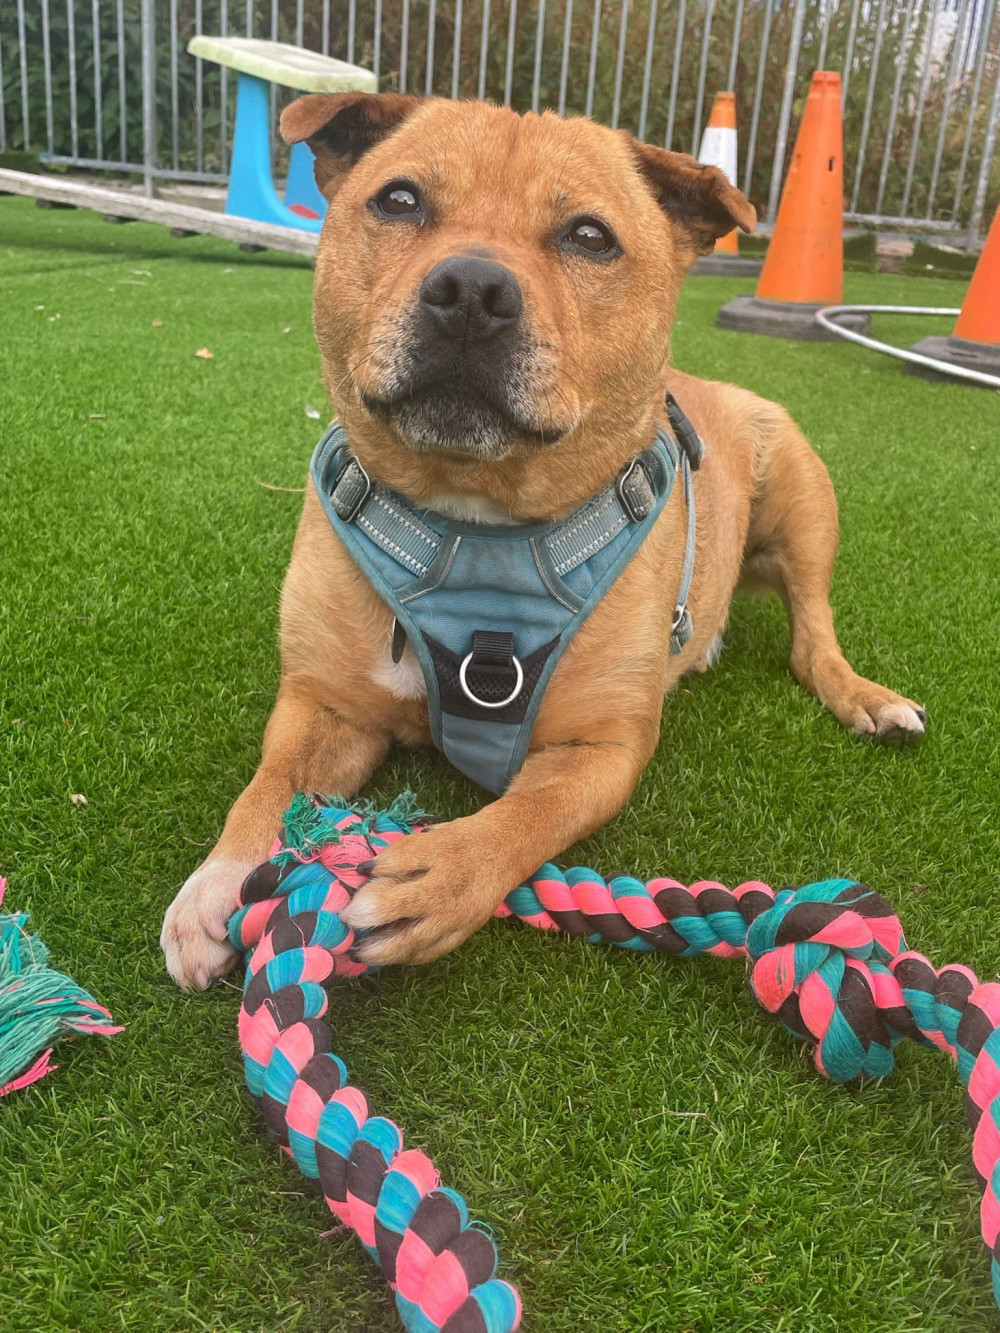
[459,652,524,709]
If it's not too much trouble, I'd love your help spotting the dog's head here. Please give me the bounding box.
[283,95,754,513]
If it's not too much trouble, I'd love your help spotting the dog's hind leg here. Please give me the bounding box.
[160,690,390,990]
[739,408,926,745]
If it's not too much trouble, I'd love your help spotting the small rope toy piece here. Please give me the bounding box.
[0,876,123,1097]
[228,793,1000,1324]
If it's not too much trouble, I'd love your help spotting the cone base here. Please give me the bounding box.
[906,334,1000,385]
[716,295,871,341]
[690,255,763,277]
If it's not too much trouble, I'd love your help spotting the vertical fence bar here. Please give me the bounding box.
[927,0,971,215]
[373,0,382,75]
[16,0,28,151]
[67,0,79,158]
[848,0,890,213]
[767,0,806,220]
[0,18,7,153]
[743,0,773,194]
[427,0,437,89]
[532,0,547,111]
[453,0,464,97]
[849,0,887,212]
[141,0,156,193]
[504,0,518,104]
[951,0,996,217]
[841,0,862,106]
[557,0,573,113]
[245,0,252,36]
[611,0,629,127]
[116,0,125,160]
[41,0,54,153]
[900,0,944,215]
[92,0,103,158]
[959,0,982,70]
[349,0,357,62]
[665,0,687,148]
[584,0,601,117]
[194,0,203,173]
[322,0,330,53]
[296,0,304,45]
[478,0,491,97]
[875,0,920,214]
[966,40,1000,245]
[269,0,277,156]
[726,0,745,91]
[817,0,832,70]
[692,0,716,152]
[170,0,179,170]
[955,0,973,70]
[401,0,411,91]
[638,0,660,139]
[220,0,229,174]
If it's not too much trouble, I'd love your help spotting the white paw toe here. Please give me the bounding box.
[160,858,252,991]
[856,699,927,746]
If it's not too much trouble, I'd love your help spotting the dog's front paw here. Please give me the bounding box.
[160,857,251,990]
[846,682,927,746]
[339,818,508,966]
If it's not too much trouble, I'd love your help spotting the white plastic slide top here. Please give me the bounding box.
[187,37,377,93]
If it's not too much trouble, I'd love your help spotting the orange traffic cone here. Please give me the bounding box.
[691,92,762,277]
[908,203,1000,380]
[717,71,869,339]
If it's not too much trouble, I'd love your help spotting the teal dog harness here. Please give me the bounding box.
[311,396,702,794]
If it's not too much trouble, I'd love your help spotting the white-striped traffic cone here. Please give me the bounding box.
[691,92,762,276]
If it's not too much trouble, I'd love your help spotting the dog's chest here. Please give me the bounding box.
[373,640,427,700]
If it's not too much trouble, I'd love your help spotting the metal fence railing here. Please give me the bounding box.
[1,0,997,244]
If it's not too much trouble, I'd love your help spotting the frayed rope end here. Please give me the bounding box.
[0,889,123,1097]
[271,790,433,867]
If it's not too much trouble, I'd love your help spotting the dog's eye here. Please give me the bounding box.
[563,216,618,257]
[372,180,424,220]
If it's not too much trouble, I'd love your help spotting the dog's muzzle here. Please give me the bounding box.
[364,256,546,459]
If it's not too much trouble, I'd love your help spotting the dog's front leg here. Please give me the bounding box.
[341,719,656,967]
[161,689,390,990]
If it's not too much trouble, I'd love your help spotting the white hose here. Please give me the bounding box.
[814,304,1000,389]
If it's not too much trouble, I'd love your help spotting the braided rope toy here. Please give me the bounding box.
[227,793,1000,1329]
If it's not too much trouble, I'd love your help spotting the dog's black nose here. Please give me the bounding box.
[419,257,522,343]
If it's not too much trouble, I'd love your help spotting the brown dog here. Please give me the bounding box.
[161,94,925,990]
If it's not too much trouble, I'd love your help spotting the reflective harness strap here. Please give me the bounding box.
[329,439,665,587]
[328,459,443,577]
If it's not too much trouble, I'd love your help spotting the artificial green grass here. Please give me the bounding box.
[1,194,999,1333]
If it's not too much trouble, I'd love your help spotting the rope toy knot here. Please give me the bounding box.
[744,879,908,1080]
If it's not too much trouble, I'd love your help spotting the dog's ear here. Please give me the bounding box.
[280,92,422,200]
[629,141,756,256]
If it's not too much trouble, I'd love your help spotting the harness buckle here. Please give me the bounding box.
[616,456,655,523]
[665,393,705,471]
[331,456,372,523]
[670,603,693,655]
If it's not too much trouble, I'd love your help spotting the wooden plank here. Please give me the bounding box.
[0,168,318,259]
